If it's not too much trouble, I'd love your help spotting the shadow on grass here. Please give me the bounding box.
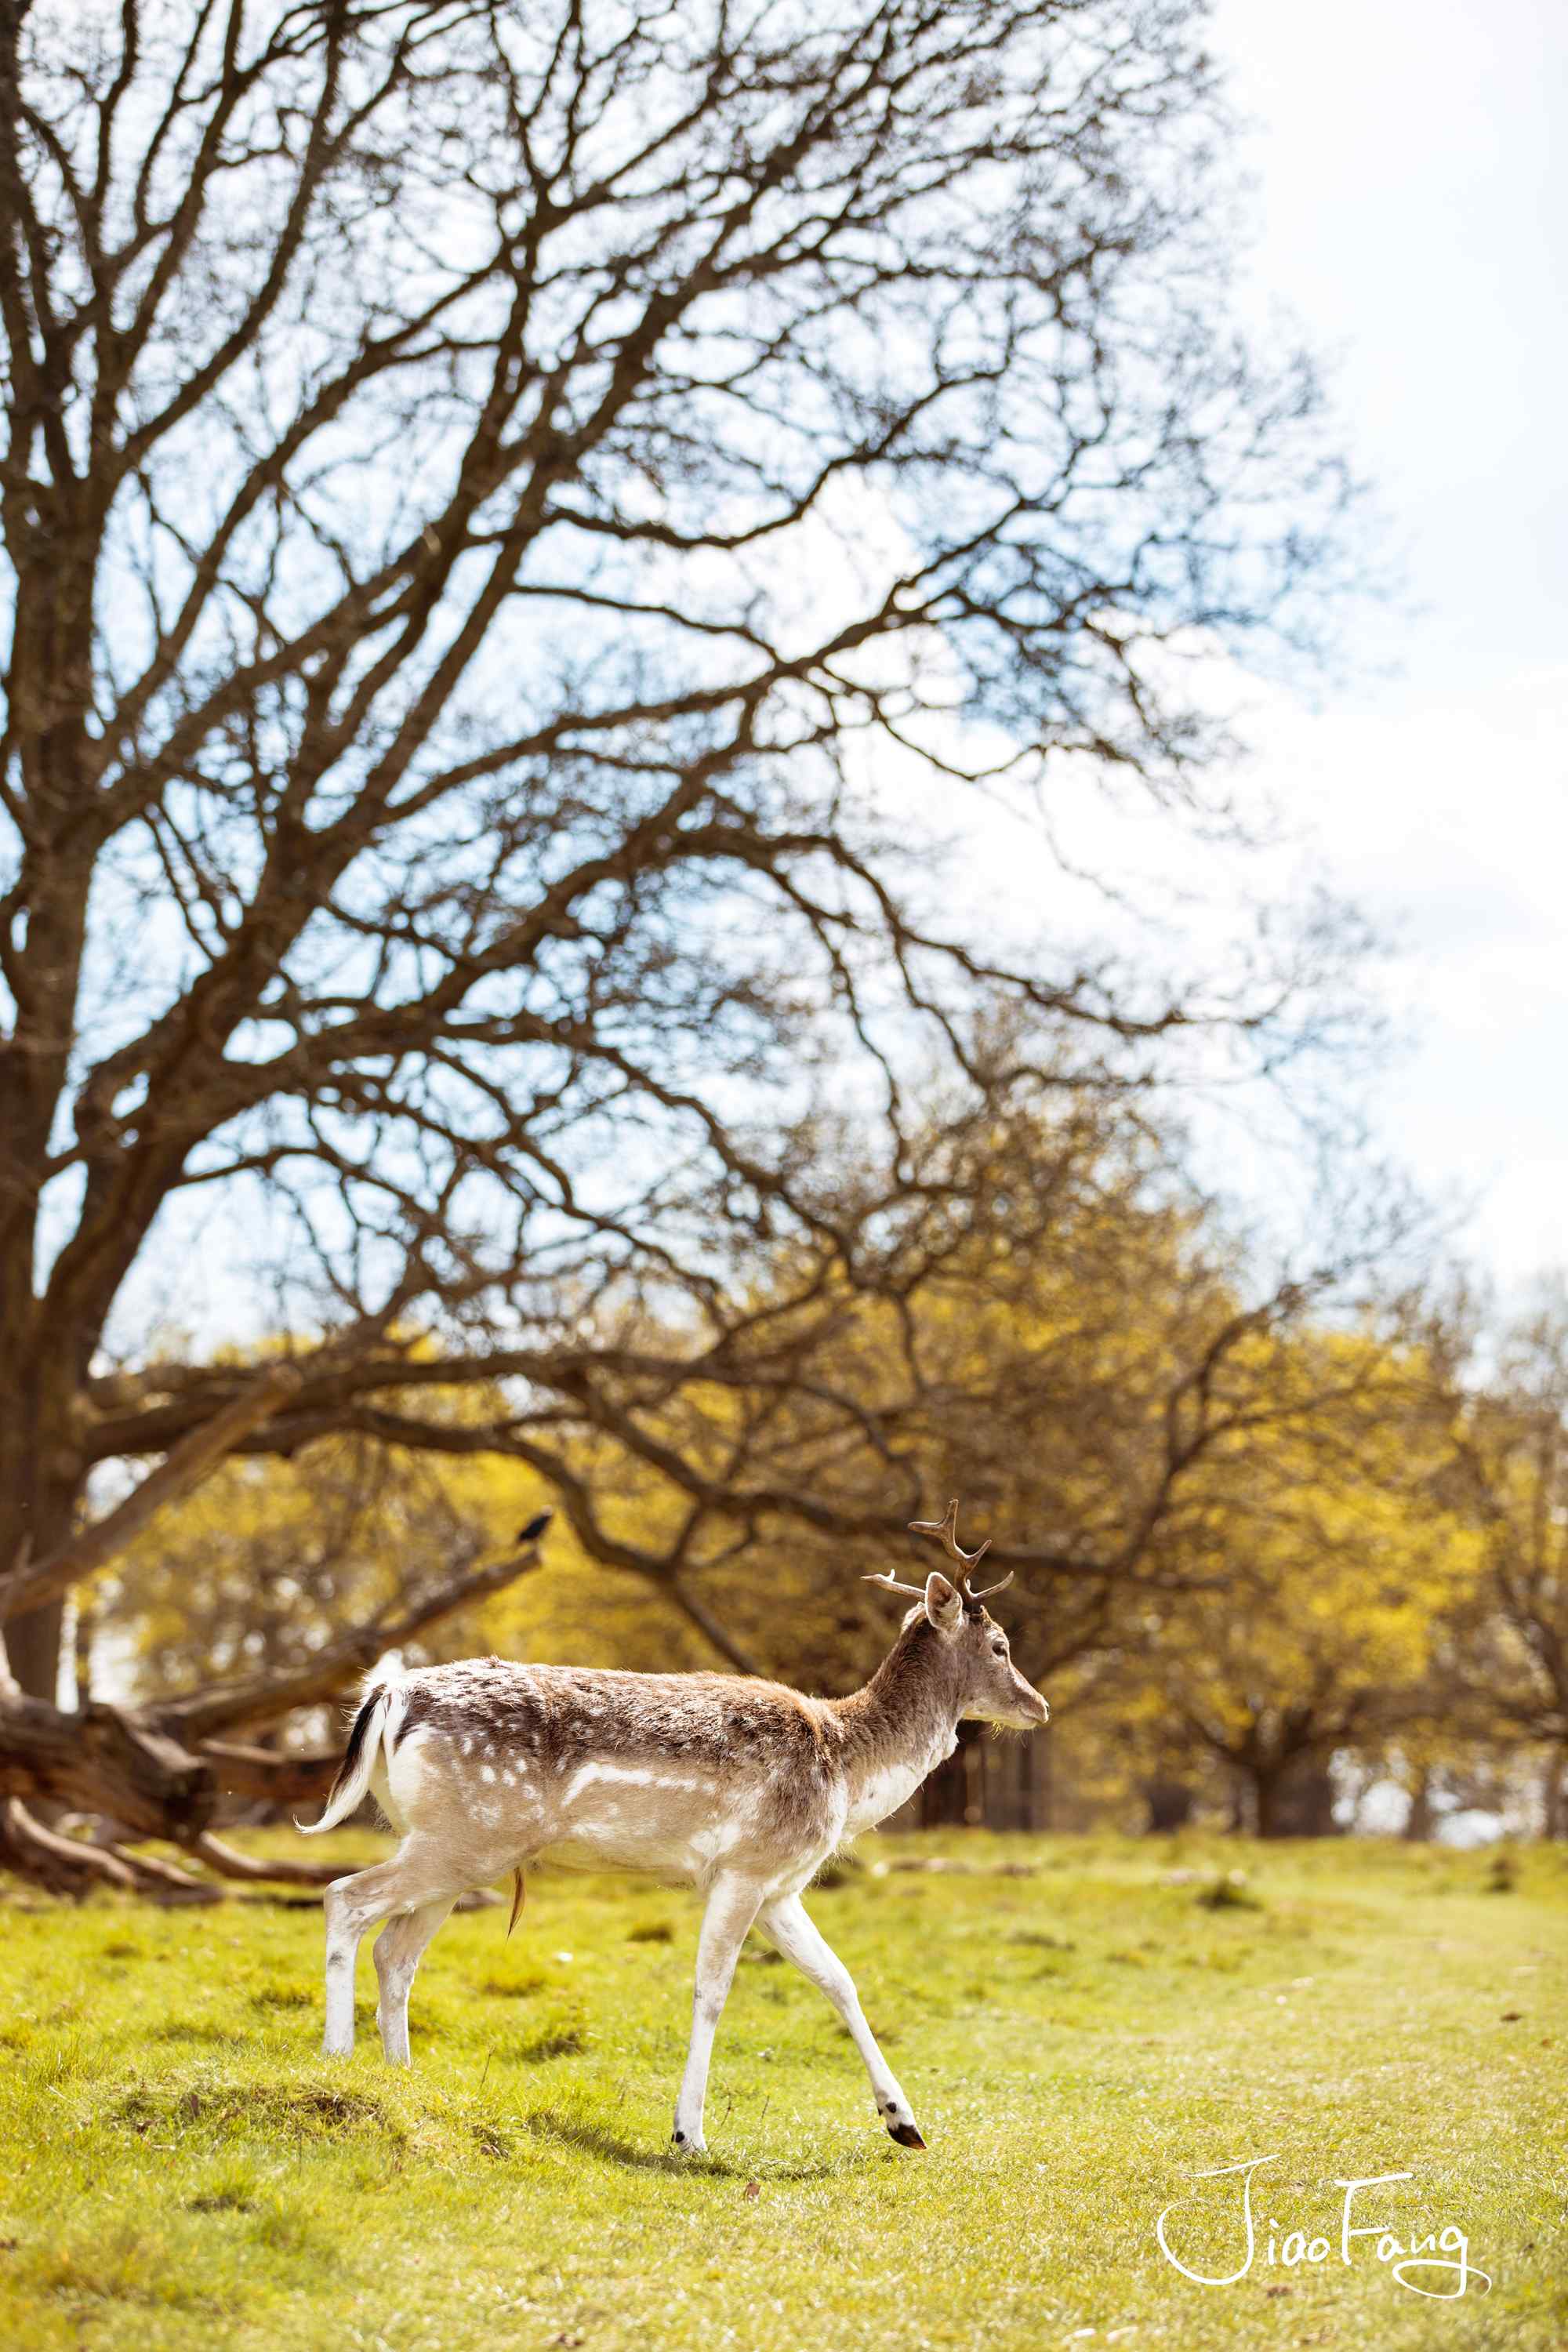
[114,2081,407,2148]
[524,2108,870,2183]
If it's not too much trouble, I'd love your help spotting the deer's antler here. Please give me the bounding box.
[906,1498,1014,1604]
[862,1570,928,1599]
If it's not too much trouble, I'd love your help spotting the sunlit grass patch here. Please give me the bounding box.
[0,1834,1562,2352]
[22,2221,231,2314]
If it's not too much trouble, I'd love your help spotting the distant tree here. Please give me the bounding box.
[457,1100,1432,1837]
[1072,1327,1479,1835]
[2,0,1360,1880]
[1439,1287,1568,1835]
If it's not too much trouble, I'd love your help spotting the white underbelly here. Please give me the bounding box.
[535,1836,705,1886]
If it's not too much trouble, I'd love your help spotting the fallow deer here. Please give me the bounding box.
[301,1501,1048,2151]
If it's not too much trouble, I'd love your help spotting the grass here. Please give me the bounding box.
[0,1831,1563,2350]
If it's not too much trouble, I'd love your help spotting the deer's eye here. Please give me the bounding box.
[991,1639,1007,1657]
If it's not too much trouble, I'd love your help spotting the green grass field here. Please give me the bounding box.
[0,1833,1562,2351]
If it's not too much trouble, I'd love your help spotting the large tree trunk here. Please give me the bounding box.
[1403,1766,1434,1842]
[0,1442,85,1842]
[2,1597,64,1704]
[1255,1754,1338,1838]
[0,1392,85,1701]
[1142,1776,1196,1833]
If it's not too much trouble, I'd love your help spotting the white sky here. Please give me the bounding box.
[1203,0,1568,1285]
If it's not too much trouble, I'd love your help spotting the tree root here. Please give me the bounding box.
[0,1799,217,1900]
[187,1831,347,1887]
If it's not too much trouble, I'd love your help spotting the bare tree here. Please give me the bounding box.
[1,0,1359,1878]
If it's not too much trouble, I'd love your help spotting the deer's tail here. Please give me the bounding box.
[297,1674,405,1833]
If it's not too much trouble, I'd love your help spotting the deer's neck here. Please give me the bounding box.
[828,1621,963,1834]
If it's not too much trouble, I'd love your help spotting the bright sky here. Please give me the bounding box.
[90,0,1568,1352]
[1204,0,1568,1287]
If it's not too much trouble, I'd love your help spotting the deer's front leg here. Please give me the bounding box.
[757,1892,926,2148]
[671,1871,763,2154]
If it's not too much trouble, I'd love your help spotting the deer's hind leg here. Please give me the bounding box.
[321,1843,466,2058]
[671,1870,766,2154]
[373,1896,455,2064]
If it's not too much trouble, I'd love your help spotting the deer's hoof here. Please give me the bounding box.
[887,2121,927,2149]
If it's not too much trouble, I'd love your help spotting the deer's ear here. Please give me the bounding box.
[924,1571,963,1634]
